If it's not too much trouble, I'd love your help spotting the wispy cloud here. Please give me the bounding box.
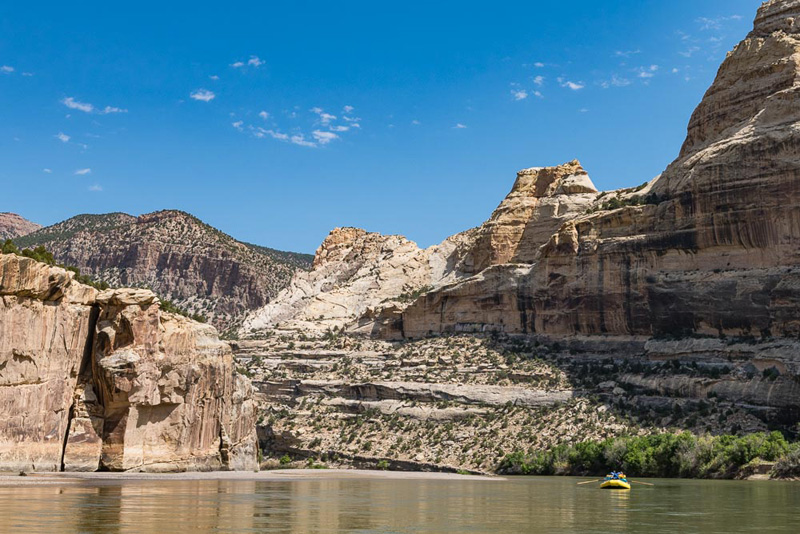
[454,123,468,129]
[311,107,337,125]
[637,65,660,79]
[209,75,220,80]
[0,65,13,74]
[600,75,632,89]
[290,134,316,147]
[615,49,641,58]
[511,89,528,101]
[43,168,52,174]
[343,105,354,113]
[231,56,264,68]
[561,80,585,91]
[534,62,545,68]
[312,130,339,145]
[533,76,545,86]
[258,111,269,120]
[74,168,92,175]
[190,89,216,102]
[88,184,102,192]
[62,97,127,114]
[697,15,742,31]
[232,120,244,131]
[62,97,95,113]
[56,132,71,143]
[411,119,421,125]
[254,127,289,141]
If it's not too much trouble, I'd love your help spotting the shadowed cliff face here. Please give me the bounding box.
[0,253,257,473]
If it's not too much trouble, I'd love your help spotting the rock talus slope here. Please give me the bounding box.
[0,252,257,472]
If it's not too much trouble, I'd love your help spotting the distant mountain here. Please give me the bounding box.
[0,212,41,240]
[15,210,313,329]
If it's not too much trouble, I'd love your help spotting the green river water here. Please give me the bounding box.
[1,475,797,533]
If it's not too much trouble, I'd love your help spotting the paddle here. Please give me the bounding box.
[576,479,601,485]
[630,480,655,486]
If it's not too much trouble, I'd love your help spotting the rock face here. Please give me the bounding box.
[0,252,257,472]
[15,210,312,329]
[239,227,476,337]
[404,0,800,340]
[0,213,41,240]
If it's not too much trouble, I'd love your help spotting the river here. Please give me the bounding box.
[0,471,797,533]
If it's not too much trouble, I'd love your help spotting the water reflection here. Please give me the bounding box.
[0,477,798,533]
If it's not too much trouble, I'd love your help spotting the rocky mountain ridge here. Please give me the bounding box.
[0,212,40,240]
[15,210,313,329]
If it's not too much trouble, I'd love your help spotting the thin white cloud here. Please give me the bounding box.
[255,127,289,141]
[232,120,244,131]
[62,97,126,114]
[600,75,632,89]
[534,62,545,68]
[1,65,13,74]
[290,134,316,147]
[88,184,102,192]
[533,75,545,86]
[511,89,528,101]
[209,75,220,80]
[230,61,245,68]
[343,105,354,113]
[534,91,544,99]
[22,72,34,77]
[411,119,421,125]
[62,97,94,113]
[74,168,92,175]
[190,89,216,102]
[247,56,264,67]
[697,15,742,31]
[56,132,71,143]
[454,123,468,129]
[615,49,641,58]
[329,125,349,132]
[637,65,659,79]
[258,110,269,120]
[312,130,339,145]
[561,81,585,90]
[43,168,52,174]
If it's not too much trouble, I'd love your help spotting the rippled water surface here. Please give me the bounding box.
[1,475,798,533]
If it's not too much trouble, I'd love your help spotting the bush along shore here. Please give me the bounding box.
[498,432,800,480]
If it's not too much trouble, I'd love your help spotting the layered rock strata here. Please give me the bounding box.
[0,253,257,472]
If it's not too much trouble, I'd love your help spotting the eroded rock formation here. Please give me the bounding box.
[0,253,257,472]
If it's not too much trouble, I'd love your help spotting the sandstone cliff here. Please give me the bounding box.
[0,213,40,240]
[15,210,312,329]
[0,252,257,472]
[234,0,800,475]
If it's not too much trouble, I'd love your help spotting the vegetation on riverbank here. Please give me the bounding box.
[498,432,799,479]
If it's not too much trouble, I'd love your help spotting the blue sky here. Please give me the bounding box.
[0,0,762,253]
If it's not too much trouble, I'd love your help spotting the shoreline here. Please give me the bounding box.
[0,469,504,486]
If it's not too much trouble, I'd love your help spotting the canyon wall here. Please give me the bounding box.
[0,253,257,472]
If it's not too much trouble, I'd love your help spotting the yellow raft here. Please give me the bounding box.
[600,479,631,490]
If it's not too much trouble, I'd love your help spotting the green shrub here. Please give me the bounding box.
[498,432,793,479]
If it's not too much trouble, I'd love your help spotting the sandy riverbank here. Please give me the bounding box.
[0,469,503,486]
